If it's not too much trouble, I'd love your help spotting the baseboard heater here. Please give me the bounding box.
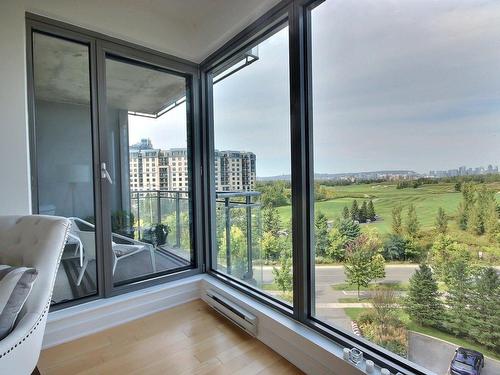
[205,289,258,337]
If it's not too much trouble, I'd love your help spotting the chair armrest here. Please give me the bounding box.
[0,311,45,358]
[111,232,153,249]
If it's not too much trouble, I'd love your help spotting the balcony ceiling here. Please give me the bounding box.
[28,0,283,63]
[31,0,282,114]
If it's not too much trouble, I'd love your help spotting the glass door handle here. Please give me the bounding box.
[101,162,113,184]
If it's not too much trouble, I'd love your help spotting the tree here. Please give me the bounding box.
[338,218,361,240]
[383,235,407,261]
[350,200,359,222]
[342,206,350,220]
[405,204,420,238]
[429,234,471,284]
[314,212,330,257]
[359,201,368,223]
[372,287,398,336]
[344,235,386,299]
[262,232,287,263]
[404,264,443,327]
[367,200,376,221]
[327,227,347,261]
[327,218,361,261]
[259,181,289,207]
[391,205,403,236]
[272,248,293,294]
[457,182,475,230]
[468,185,498,235]
[468,267,500,351]
[263,206,282,236]
[435,207,448,234]
[444,259,472,337]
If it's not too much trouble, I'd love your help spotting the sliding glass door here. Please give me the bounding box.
[101,53,194,287]
[28,21,199,307]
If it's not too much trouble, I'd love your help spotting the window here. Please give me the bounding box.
[210,24,293,306]
[309,0,500,373]
[104,56,195,286]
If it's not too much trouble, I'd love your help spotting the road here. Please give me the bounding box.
[409,332,500,375]
[260,264,418,286]
[259,264,418,331]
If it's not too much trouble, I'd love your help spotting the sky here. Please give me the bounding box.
[130,0,500,177]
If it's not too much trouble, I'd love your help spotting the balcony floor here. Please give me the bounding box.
[52,245,191,304]
[38,299,304,375]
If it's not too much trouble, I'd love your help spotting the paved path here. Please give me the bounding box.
[409,332,500,375]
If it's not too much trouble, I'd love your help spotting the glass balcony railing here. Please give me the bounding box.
[214,191,264,289]
[130,190,191,261]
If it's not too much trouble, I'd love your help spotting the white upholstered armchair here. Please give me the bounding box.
[0,215,70,375]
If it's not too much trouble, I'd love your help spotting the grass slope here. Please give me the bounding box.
[277,182,500,237]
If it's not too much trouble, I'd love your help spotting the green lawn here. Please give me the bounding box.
[276,181,500,238]
[344,307,500,360]
[331,281,409,292]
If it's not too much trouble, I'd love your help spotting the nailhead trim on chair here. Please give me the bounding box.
[0,220,70,359]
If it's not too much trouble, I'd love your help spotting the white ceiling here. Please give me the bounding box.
[27,0,283,63]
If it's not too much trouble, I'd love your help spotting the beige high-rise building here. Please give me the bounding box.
[129,139,256,192]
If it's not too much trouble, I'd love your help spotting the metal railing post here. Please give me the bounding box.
[225,197,231,275]
[175,191,181,248]
[156,190,161,225]
[136,193,141,238]
[245,194,253,281]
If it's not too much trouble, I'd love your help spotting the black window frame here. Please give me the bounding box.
[201,1,430,374]
[201,1,295,317]
[26,12,204,311]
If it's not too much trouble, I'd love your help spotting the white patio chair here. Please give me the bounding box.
[68,218,155,285]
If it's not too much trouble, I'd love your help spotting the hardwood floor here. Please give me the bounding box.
[38,299,304,375]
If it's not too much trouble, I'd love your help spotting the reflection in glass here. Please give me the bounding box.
[32,32,97,304]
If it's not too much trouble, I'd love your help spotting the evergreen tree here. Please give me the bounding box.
[445,260,472,337]
[338,218,361,240]
[350,200,359,222]
[314,212,330,257]
[404,264,443,327]
[359,201,368,223]
[263,206,282,236]
[468,267,500,352]
[391,205,403,236]
[342,206,350,220]
[405,204,420,238]
[367,200,376,221]
[435,207,448,234]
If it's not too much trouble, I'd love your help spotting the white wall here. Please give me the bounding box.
[0,1,31,214]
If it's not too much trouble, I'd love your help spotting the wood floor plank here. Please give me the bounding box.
[38,299,304,375]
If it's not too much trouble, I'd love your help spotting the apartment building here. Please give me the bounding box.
[129,139,256,191]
